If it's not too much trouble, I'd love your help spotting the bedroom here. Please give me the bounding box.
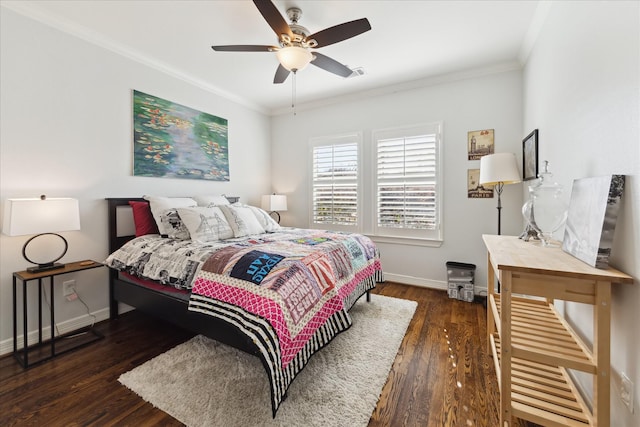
[0,1,638,426]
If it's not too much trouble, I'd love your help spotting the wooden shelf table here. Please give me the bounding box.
[483,235,633,427]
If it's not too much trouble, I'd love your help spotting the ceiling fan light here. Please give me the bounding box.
[276,46,312,72]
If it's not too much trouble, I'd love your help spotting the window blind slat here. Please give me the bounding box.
[376,132,438,231]
[312,141,358,226]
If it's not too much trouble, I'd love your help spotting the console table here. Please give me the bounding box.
[483,235,633,427]
[13,260,105,368]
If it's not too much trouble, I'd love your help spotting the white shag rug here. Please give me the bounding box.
[119,294,417,427]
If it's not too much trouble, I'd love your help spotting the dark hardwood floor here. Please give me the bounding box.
[0,282,536,426]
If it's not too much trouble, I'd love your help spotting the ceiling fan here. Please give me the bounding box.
[211,0,372,84]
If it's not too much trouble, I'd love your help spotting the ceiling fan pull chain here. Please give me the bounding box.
[292,71,297,116]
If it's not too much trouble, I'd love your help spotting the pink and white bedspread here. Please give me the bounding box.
[187,229,382,415]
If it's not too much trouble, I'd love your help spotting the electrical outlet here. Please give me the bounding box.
[62,280,76,297]
[621,372,634,413]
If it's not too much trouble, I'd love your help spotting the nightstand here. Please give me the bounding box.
[13,260,105,368]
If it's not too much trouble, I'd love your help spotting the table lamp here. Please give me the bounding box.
[2,195,80,272]
[261,194,287,224]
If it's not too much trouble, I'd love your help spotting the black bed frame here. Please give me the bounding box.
[107,198,261,356]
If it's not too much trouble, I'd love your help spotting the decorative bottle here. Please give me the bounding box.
[523,161,568,246]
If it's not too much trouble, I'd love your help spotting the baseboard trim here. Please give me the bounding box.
[0,308,110,357]
[383,272,488,296]
[383,272,446,289]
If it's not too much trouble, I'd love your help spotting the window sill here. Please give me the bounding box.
[367,234,443,248]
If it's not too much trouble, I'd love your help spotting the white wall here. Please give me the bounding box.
[523,1,639,425]
[0,8,272,353]
[271,68,524,290]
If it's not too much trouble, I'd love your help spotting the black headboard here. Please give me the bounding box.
[105,196,240,254]
[106,198,145,254]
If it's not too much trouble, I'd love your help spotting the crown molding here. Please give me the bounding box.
[518,0,553,64]
[270,61,522,116]
[2,1,530,118]
[1,1,269,115]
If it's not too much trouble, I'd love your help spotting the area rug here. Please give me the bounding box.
[118,294,417,427]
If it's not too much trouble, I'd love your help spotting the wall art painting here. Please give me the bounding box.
[562,175,625,268]
[522,129,538,181]
[133,90,229,181]
[467,129,494,160]
[468,168,493,198]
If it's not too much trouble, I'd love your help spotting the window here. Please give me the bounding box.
[309,133,362,232]
[308,124,442,244]
[373,123,442,241]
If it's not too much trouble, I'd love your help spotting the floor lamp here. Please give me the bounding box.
[479,153,521,235]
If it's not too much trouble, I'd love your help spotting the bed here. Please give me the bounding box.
[105,197,383,416]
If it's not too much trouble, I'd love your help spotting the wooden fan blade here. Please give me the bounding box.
[273,64,290,84]
[310,52,353,77]
[253,0,293,39]
[211,45,276,52]
[306,18,371,48]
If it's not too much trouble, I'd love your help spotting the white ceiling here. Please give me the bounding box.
[3,0,542,114]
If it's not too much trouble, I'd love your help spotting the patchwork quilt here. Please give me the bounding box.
[105,228,383,416]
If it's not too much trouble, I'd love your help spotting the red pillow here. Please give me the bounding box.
[129,201,159,237]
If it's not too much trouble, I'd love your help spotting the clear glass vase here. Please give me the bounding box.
[523,161,568,246]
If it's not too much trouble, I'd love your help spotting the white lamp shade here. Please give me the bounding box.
[261,194,287,212]
[276,46,313,72]
[479,153,521,186]
[2,197,80,236]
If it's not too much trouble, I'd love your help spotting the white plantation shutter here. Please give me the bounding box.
[374,123,442,240]
[308,126,440,243]
[310,133,361,231]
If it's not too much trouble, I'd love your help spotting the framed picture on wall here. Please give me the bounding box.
[467,129,494,160]
[132,90,230,181]
[467,168,493,198]
[522,129,538,181]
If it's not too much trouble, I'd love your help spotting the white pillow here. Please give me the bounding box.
[176,206,234,243]
[143,196,197,237]
[193,195,231,207]
[248,206,281,232]
[220,205,266,237]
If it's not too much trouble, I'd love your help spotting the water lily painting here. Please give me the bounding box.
[133,90,229,181]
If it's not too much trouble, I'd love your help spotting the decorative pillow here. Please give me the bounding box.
[193,195,231,207]
[176,206,234,243]
[129,201,159,237]
[220,204,266,237]
[158,209,191,239]
[143,196,197,237]
[248,206,281,232]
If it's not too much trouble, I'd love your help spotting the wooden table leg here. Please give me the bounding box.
[487,253,496,353]
[500,270,513,426]
[593,281,611,426]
